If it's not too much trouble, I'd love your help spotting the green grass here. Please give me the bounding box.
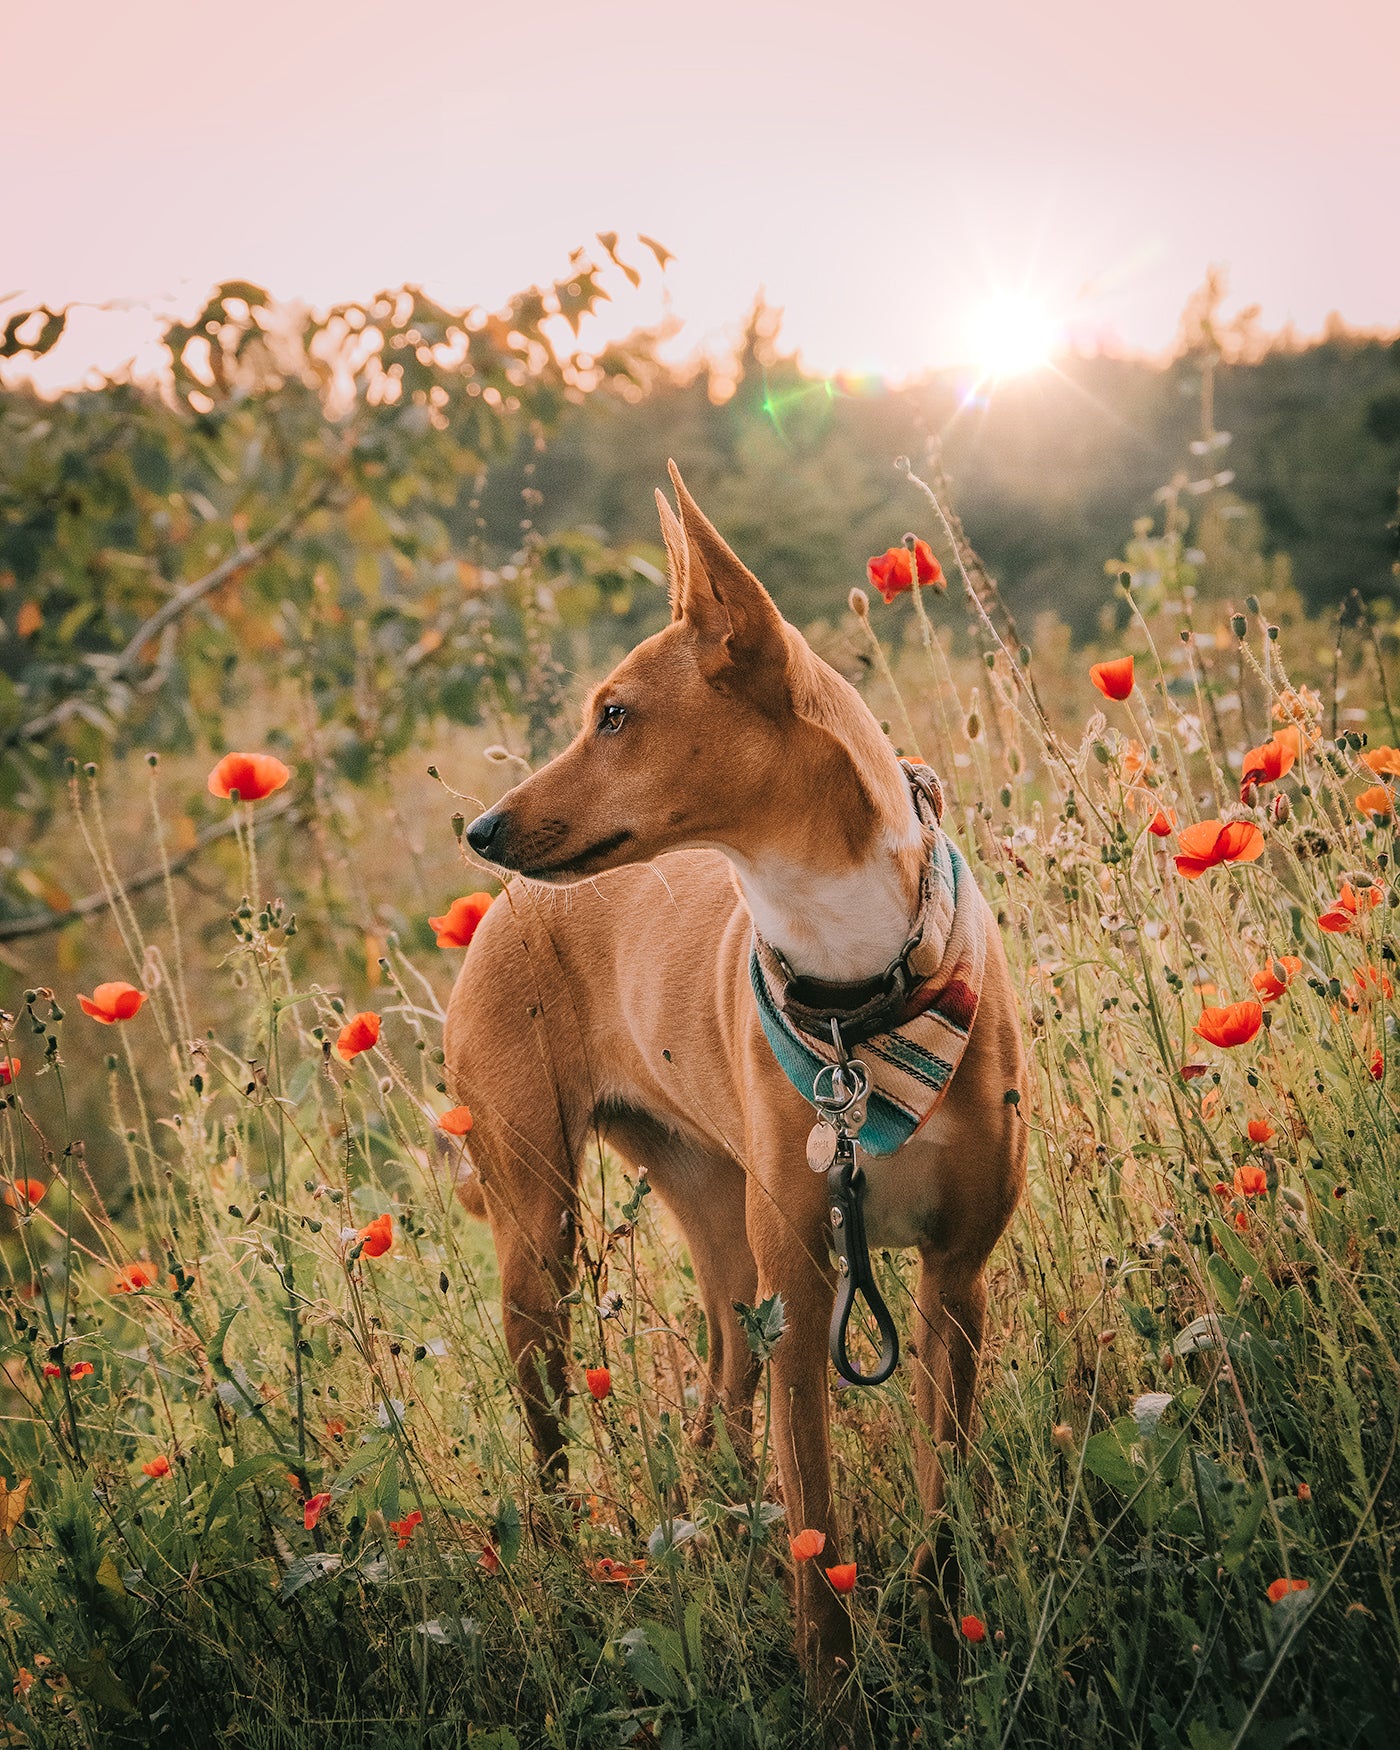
[2,542,1399,1748]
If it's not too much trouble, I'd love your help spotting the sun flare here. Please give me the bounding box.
[966,292,1059,380]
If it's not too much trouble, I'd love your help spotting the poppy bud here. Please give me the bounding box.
[1231,614,1247,640]
[1241,782,1258,809]
[1246,594,1260,614]
[1271,793,1291,825]
[966,712,981,741]
[848,587,869,619]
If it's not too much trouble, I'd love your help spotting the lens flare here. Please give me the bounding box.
[966,293,1059,380]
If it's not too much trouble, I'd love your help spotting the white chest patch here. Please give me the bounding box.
[727,849,916,984]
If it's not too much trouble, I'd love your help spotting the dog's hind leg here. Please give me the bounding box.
[602,1112,761,1468]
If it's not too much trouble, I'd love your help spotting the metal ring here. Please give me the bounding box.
[812,1058,870,1117]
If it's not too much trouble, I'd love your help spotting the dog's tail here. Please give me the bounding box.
[431,1129,488,1220]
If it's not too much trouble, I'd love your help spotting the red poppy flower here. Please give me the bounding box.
[0,1057,18,1085]
[1266,1577,1309,1603]
[1372,1048,1386,1081]
[1147,808,1177,837]
[1234,1163,1268,1197]
[206,751,291,802]
[1318,881,1382,934]
[1233,1209,1250,1232]
[142,1455,172,1479]
[1089,655,1135,701]
[335,1011,381,1059]
[866,541,944,604]
[68,1362,94,1379]
[589,1556,647,1586]
[77,981,147,1024]
[428,892,494,949]
[585,1366,611,1401]
[479,1543,502,1575]
[112,1261,159,1293]
[304,1491,332,1530]
[42,1364,61,1378]
[1355,783,1394,821]
[4,1179,46,1208]
[824,1562,858,1594]
[1240,728,1299,798]
[1361,746,1400,778]
[789,1529,827,1562]
[1194,1000,1263,1049]
[324,1418,346,1440]
[438,1106,473,1136]
[1181,1062,1209,1081]
[389,1510,423,1550]
[358,1213,393,1258]
[1252,955,1302,1001]
[1344,965,1393,1008]
[1296,1482,1312,1503]
[1247,1118,1275,1145]
[960,1614,987,1643]
[1173,819,1266,880]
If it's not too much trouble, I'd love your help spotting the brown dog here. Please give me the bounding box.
[443,464,1026,1711]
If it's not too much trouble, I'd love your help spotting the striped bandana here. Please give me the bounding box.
[749,763,992,1156]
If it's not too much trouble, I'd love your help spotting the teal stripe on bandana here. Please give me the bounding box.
[749,955,919,1156]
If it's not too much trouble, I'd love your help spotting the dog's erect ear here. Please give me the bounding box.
[654,488,688,620]
[666,460,788,696]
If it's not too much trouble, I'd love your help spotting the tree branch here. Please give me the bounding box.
[7,482,334,749]
[0,796,297,944]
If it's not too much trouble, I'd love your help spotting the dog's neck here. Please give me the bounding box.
[725,783,925,985]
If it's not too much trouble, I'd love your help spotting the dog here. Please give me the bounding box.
[444,463,1027,1715]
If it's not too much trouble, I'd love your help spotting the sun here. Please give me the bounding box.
[966,292,1059,381]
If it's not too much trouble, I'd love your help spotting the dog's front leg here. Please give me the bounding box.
[745,1156,861,1730]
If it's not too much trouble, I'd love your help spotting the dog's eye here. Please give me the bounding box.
[598,703,627,735]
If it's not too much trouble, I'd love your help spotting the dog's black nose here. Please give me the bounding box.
[466,809,505,858]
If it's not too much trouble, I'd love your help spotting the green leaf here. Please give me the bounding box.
[1081,1419,1140,1491]
[279,1552,343,1598]
[491,1496,522,1567]
[1221,1480,1268,1573]
[204,1452,297,1535]
[64,1647,136,1714]
[734,1294,787,1361]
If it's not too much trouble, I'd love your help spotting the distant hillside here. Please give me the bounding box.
[481,322,1400,641]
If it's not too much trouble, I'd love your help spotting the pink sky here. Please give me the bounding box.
[5,0,1398,386]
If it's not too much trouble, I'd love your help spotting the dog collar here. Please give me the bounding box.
[749,761,990,1156]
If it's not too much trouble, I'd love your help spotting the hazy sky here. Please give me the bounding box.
[5,0,1398,385]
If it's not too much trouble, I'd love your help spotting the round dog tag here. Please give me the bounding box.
[806,1119,839,1173]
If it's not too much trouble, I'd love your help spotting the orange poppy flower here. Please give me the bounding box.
[142,1455,172,1479]
[866,541,944,604]
[1194,1000,1263,1049]
[68,1362,94,1379]
[303,1491,332,1530]
[1266,1577,1310,1603]
[1247,1118,1275,1145]
[77,981,147,1024]
[1318,881,1382,934]
[1234,1163,1268,1197]
[1240,727,1299,799]
[0,1057,18,1085]
[1372,1048,1385,1081]
[1173,819,1265,880]
[112,1261,159,1293]
[1361,746,1400,778]
[1089,655,1134,701]
[324,1419,346,1440]
[1233,1209,1250,1232]
[824,1562,858,1594]
[960,1614,987,1643]
[358,1213,393,1258]
[4,1179,46,1208]
[1344,965,1393,1008]
[428,892,494,949]
[789,1529,827,1562]
[438,1106,473,1136]
[335,1011,381,1059]
[1354,784,1394,820]
[389,1509,423,1550]
[585,1366,612,1401]
[1147,808,1177,837]
[206,751,291,802]
[589,1556,647,1586]
[1252,955,1303,1001]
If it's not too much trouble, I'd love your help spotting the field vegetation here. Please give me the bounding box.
[1,257,1399,1747]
